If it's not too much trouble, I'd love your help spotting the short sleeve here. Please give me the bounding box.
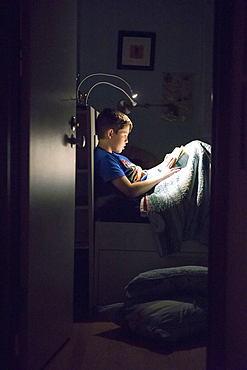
[96,154,125,183]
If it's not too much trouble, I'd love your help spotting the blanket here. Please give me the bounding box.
[140,140,211,255]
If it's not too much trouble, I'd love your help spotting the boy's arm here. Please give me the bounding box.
[111,157,180,198]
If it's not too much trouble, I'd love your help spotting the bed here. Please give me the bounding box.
[82,106,210,307]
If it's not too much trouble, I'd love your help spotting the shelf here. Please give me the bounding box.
[74,243,89,250]
[73,248,89,321]
[74,207,89,244]
[75,172,88,205]
[77,169,88,174]
[75,205,89,210]
[74,106,96,312]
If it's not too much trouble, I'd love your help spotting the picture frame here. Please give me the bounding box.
[117,31,156,71]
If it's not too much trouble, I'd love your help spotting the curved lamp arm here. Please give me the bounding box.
[77,72,137,102]
[85,81,138,107]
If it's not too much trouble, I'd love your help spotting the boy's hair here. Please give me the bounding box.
[96,108,133,139]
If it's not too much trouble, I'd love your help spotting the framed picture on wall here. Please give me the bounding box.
[117,31,156,71]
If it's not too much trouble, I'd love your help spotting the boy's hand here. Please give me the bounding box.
[163,154,176,168]
[133,166,146,182]
[160,157,181,181]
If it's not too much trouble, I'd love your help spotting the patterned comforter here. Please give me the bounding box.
[140,140,211,255]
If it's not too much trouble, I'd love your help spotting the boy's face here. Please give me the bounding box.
[111,125,130,153]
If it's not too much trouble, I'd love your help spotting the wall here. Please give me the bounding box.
[78,0,214,161]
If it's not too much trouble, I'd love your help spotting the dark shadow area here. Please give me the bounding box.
[94,325,207,355]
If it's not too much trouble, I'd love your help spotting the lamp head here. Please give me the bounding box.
[117,99,133,115]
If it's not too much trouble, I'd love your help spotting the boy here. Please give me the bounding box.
[94,108,180,221]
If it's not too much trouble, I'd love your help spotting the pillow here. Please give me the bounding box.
[123,145,159,169]
[98,302,126,327]
[124,266,208,306]
[125,299,207,342]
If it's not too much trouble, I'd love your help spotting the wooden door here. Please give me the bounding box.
[207,1,247,369]
[18,1,77,369]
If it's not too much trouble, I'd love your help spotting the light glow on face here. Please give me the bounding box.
[112,126,130,153]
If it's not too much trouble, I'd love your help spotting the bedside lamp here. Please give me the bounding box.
[76,73,138,114]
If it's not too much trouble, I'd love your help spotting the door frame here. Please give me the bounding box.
[1,1,247,369]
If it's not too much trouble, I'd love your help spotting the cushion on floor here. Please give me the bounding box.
[125,299,207,342]
[124,265,208,307]
[98,266,208,343]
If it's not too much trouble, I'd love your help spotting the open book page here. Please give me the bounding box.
[145,145,184,180]
[170,145,184,164]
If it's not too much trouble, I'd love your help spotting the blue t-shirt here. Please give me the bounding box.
[94,146,149,223]
[94,146,147,184]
